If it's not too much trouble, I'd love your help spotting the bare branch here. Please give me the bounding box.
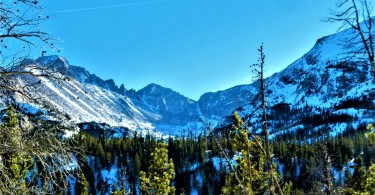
[327,0,375,80]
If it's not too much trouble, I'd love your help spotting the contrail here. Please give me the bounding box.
[56,0,176,13]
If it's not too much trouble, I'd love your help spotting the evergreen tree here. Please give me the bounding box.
[359,124,375,194]
[75,173,89,195]
[352,156,367,192]
[140,142,175,195]
[221,113,267,195]
[0,105,80,193]
[365,123,375,145]
[0,105,32,194]
[282,181,293,195]
[364,164,375,195]
[345,137,373,194]
[134,152,141,175]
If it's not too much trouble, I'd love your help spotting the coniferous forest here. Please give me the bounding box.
[3,0,375,194]
[3,103,375,194]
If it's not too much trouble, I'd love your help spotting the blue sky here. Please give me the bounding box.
[41,0,340,100]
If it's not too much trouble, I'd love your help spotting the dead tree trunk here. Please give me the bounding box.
[253,44,283,195]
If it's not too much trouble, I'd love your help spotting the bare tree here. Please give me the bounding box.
[0,0,64,101]
[210,45,285,195]
[314,138,335,195]
[0,0,56,60]
[250,44,283,195]
[327,0,375,80]
[304,138,336,195]
[0,105,81,194]
[0,1,81,194]
[201,60,277,193]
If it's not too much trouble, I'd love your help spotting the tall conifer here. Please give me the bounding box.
[140,142,175,195]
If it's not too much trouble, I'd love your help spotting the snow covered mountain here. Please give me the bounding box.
[8,56,205,136]
[130,83,201,132]
[198,84,258,122]
[217,26,375,136]
[5,24,375,137]
[15,56,153,132]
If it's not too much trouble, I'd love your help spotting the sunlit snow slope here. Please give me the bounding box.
[15,56,154,131]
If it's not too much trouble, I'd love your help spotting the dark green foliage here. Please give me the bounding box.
[365,164,375,194]
[140,142,175,195]
[75,173,89,195]
[344,156,366,194]
[0,105,80,194]
[271,126,375,193]
[0,106,31,193]
[71,114,375,194]
[222,113,267,195]
[72,130,227,194]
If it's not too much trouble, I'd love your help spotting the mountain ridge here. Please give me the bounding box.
[4,24,375,137]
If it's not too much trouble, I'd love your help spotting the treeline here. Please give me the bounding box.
[273,133,375,193]
[2,104,375,194]
[72,121,375,194]
[73,130,229,194]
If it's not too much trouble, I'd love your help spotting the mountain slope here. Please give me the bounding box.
[132,84,199,124]
[15,60,153,131]
[198,84,258,120]
[10,57,205,135]
[221,26,375,137]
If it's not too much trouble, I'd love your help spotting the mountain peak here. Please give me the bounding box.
[140,83,174,94]
[34,56,128,96]
[36,55,70,73]
[37,55,69,66]
[145,83,164,89]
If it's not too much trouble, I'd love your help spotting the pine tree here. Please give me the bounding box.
[0,105,32,194]
[282,181,293,195]
[140,142,175,195]
[221,112,268,195]
[75,173,89,195]
[344,156,367,194]
[365,123,375,145]
[134,152,141,175]
[364,164,375,195]
[361,124,375,194]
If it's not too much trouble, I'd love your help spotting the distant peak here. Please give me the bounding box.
[37,55,69,66]
[141,83,169,92]
[36,55,70,73]
[146,83,163,88]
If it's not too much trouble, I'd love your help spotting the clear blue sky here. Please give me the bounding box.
[41,0,339,100]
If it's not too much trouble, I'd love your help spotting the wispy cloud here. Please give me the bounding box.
[56,0,176,13]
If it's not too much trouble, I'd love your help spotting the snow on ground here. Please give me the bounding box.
[17,102,44,115]
[190,187,198,195]
[63,154,78,171]
[101,165,119,186]
[63,128,79,138]
[212,157,222,171]
[329,123,348,137]
[277,160,284,175]
[68,176,76,195]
